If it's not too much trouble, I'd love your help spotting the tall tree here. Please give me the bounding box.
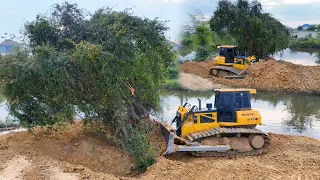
[179,11,236,61]
[2,2,176,171]
[307,25,317,31]
[210,0,289,58]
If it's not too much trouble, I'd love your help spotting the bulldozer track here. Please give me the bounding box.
[186,127,270,157]
[212,66,242,75]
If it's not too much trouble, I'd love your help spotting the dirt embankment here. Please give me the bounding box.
[1,123,320,179]
[180,60,320,93]
[178,72,227,91]
[0,122,132,179]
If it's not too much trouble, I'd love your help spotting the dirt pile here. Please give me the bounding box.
[180,60,213,78]
[0,122,132,179]
[178,72,227,91]
[180,60,320,93]
[1,123,320,179]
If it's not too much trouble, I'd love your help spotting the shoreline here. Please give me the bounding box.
[179,59,320,94]
[173,72,320,95]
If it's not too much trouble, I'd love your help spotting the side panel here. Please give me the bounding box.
[214,56,227,65]
[233,62,247,70]
[181,112,219,138]
[236,110,262,125]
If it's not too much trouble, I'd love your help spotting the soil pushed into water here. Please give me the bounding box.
[178,72,228,91]
[180,60,320,93]
[0,122,320,179]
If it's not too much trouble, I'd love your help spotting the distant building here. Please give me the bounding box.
[290,31,320,39]
[301,24,318,31]
[0,39,20,54]
[301,24,310,31]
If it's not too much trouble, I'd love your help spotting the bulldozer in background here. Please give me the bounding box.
[160,89,270,157]
[209,46,258,79]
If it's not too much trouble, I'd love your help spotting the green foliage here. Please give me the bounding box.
[179,11,236,61]
[6,2,175,126]
[210,0,289,58]
[123,125,156,172]
[164,79,181,90]
[306,25,317,31]
[289,38,320,48]
[167,65,179,79]
[179,32,195,56]
[0,121,19,129]
[298,26,303,31]
[193,25,214,61]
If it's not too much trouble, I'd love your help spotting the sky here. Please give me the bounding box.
[1,0,320,41]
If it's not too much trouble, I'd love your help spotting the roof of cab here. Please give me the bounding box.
[217,45,237,49]
[214,89,256,94]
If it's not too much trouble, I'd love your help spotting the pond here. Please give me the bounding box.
[272,48,320,65]
[159,90,320,140]
[0,102,9,122]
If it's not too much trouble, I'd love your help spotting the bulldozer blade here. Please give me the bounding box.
[176,145,230,152]
[160,122,231,154]
[160,122,176,154]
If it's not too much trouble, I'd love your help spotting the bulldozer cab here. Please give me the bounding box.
[218,46,237,64]
[214,89,253,123]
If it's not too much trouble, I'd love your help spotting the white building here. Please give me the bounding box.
[290,31,320,39]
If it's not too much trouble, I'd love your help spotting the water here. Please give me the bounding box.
[273,48,320,65]
[159,90,320,140]
[0,102,9,123]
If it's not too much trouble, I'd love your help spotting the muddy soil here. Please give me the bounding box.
[178,72,228,91]
[0,122,131,179]
[180,60,320,93]
[1,122,320,179]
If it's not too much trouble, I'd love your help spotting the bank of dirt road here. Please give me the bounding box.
[180,59,320,93]
[0,122,320,179]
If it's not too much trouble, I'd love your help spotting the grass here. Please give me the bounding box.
[289,38,320,48]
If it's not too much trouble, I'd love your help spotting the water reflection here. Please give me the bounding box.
[160,90,320,140]
[254,92,320,133]
[0,86,7,122]
[273,48,320,65]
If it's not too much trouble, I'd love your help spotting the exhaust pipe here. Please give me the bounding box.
[197,98,201,110]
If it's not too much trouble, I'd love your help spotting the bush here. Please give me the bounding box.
[0,121,19,129]
[164,79,181,90]
[123,125,156,173]
[167,65,179,79]
[289,38,320,48]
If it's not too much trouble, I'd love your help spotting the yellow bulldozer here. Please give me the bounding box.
[160,89,270,157]
[210,46,258,78]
